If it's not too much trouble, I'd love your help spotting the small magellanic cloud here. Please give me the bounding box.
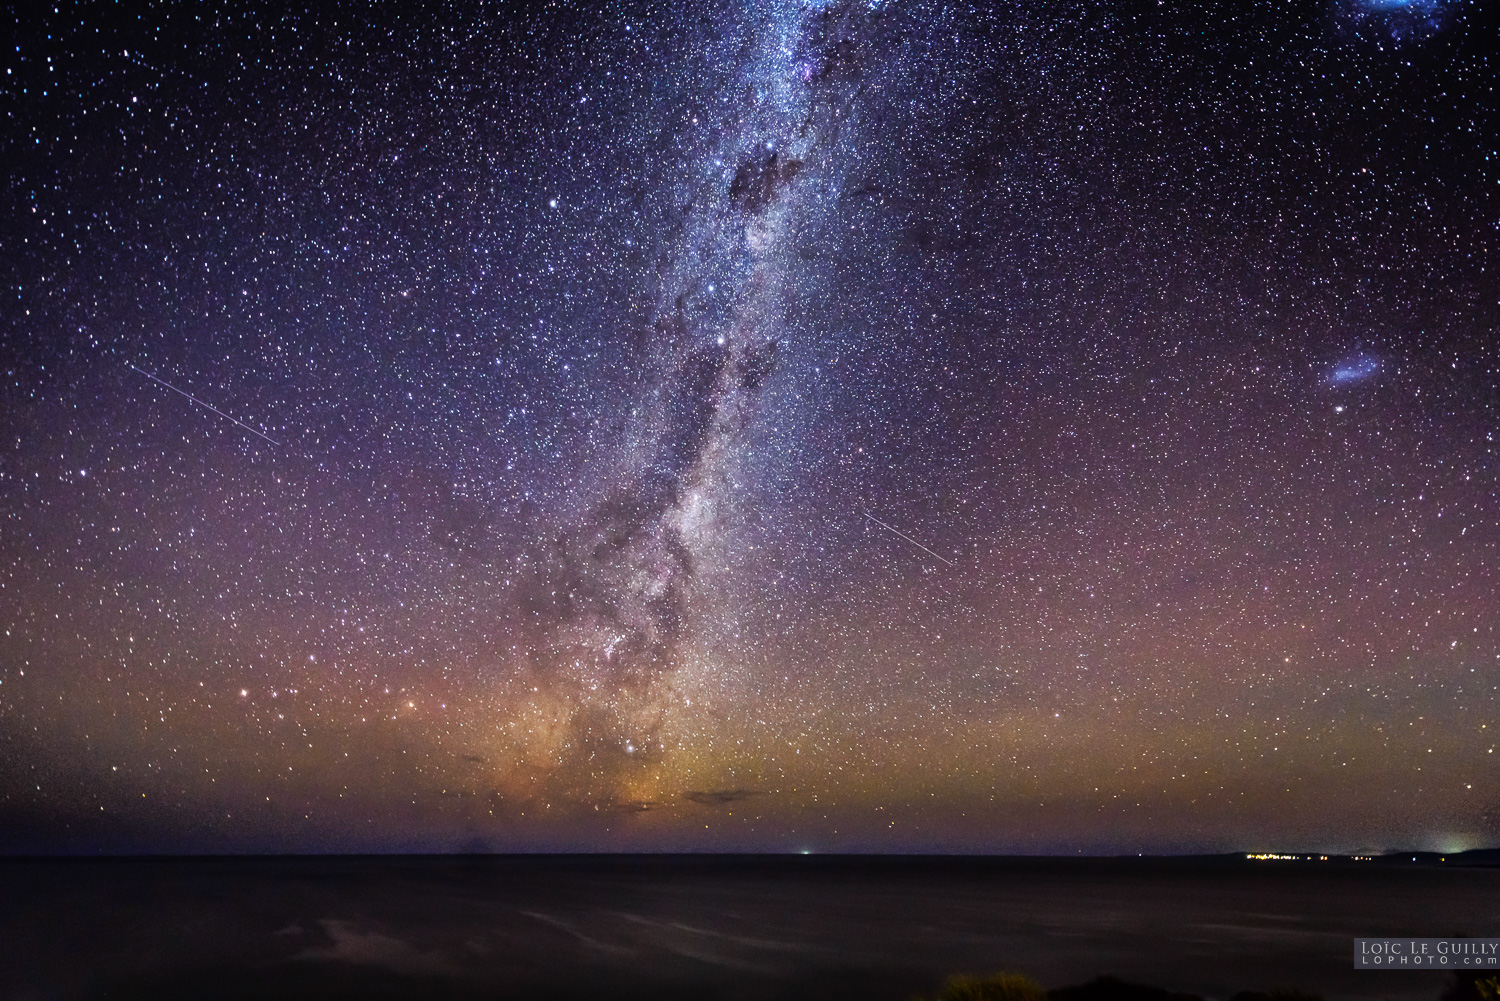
[1329,355,1379,385]
[1357,0,1440,10]
[1344,0,1460,40]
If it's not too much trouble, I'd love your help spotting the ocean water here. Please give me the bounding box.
[1,855,1495,1001]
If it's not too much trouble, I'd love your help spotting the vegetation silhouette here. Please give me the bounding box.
[1442,972,1500,1001]
[1229,990,1326,1001]
[920,973,1049,1001]
[1049,976,1207,1001]
[923,973,1334,1001]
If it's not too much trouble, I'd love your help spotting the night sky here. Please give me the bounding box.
[2,0,1497,854]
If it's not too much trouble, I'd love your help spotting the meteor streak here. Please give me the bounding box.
[128,363,279,444]
[863,510,955,567]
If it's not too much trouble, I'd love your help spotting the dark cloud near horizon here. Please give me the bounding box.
[683,789,764,807]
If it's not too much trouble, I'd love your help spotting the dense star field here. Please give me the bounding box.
[1,0,1496,854]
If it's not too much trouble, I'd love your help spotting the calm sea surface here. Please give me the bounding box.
[1,855,1495,1001]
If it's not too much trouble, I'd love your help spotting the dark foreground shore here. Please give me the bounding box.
[1,854,1494,1001]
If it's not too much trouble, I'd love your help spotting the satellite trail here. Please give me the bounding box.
[128,363,279,444]
[863,510,956,567]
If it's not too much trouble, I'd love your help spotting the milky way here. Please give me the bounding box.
[506,0,889,812]
[1,0,1497,853]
